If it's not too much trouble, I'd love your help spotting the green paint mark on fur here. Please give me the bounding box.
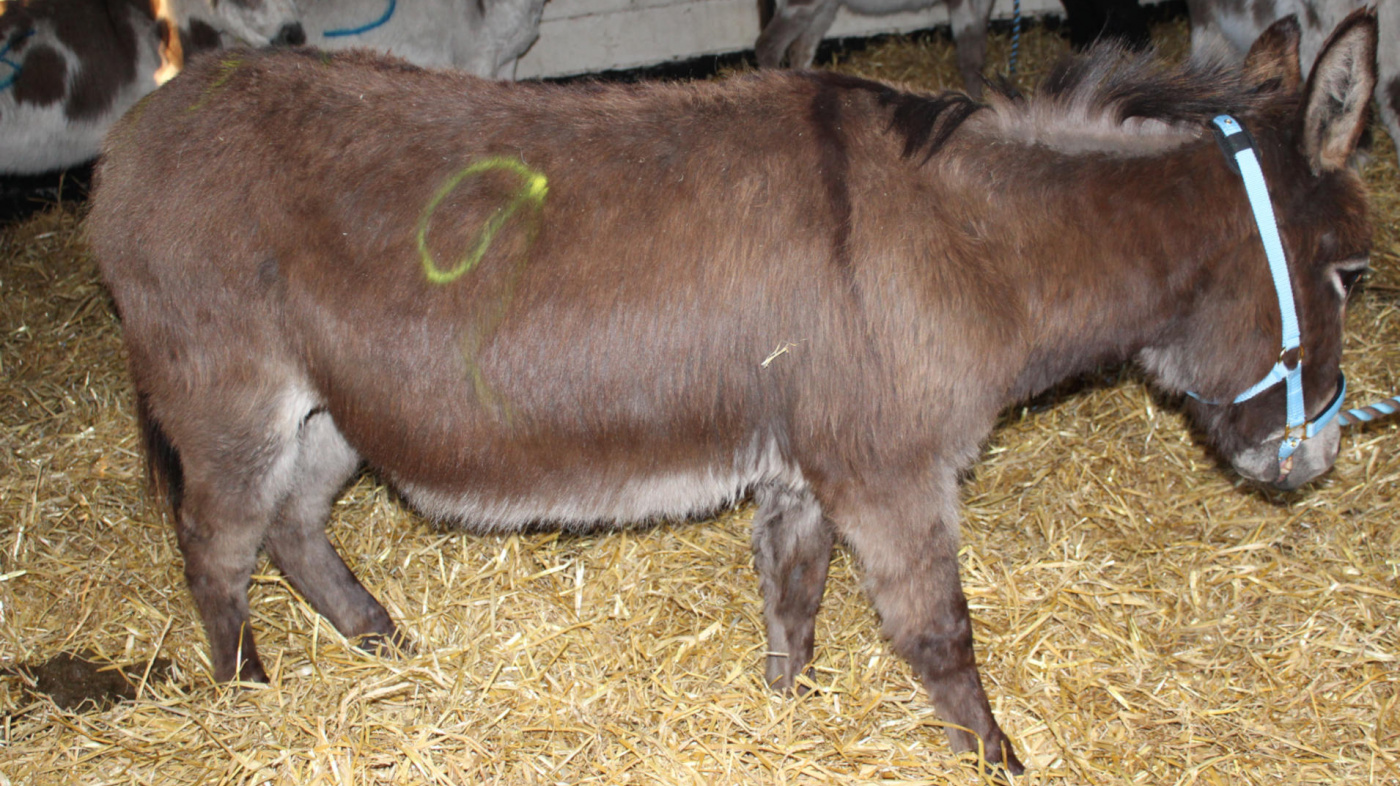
[186,54,246,114]
[211,54,245,85]
[418,157,548,285]
[416,157,549,420]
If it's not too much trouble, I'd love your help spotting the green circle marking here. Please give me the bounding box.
[418,157,549,285]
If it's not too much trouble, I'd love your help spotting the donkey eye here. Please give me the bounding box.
[1335,264,1368,298]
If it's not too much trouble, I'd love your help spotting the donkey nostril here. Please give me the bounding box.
[274,23,306,47]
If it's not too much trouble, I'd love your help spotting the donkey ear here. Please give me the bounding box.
[1243,15,1302,92]
[1301,8,1378,172]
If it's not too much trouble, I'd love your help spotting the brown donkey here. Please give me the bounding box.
[88,12,1378,774]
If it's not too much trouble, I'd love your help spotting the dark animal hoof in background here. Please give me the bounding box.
[955,735,1025,782]
[765,659,822,696]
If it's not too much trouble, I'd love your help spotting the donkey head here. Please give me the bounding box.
[1146,11,1377,490]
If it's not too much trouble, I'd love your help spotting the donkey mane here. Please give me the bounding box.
[841,44,1276,161]
[980,45,1272,153]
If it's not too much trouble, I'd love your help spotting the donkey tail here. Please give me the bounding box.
[758,0,775,30]
[136,393,184,516]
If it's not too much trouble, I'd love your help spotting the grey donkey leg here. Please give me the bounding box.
[949,0,994,99]
[262,410,402,655]
[755,0,837,68]
[784,0,840,69]
[752,483,834,691]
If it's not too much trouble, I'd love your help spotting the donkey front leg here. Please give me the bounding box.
[752,483,835,691]
[830,480,1023,775]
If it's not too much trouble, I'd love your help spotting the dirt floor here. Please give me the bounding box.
[2,18,1398,786]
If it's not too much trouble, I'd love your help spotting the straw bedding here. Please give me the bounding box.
[2,19,1397,785]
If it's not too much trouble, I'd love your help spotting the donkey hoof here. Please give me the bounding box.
[229,657,270,685]
[770,680,820,697]
[354,629,415,660]
[765,662,819,696]
[972,744,1025,783]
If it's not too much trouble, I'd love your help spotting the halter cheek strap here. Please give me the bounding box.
[1186,115,1345,464]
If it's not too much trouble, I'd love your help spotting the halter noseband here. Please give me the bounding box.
[1186,115,1347,465]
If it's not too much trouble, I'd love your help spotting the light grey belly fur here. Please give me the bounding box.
[395,434,805,533]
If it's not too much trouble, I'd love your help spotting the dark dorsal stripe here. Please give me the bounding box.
[806,75,855,277]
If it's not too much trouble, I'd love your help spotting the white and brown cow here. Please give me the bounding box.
[300,0,547,79]
[0,0,303,175]
[1189,0,1398,159]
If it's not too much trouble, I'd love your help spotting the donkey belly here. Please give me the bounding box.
[310,329,799,533]
[396,459,768,533]
[379,428,800,533]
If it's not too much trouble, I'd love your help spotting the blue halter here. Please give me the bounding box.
[1187,115,1347,464]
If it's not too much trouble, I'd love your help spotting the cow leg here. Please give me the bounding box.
[262,410,401,655]
[826,473,1022,775]
[949,0,993,98]
[752,483,834,691]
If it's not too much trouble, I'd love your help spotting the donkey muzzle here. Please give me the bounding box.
[1231,418,1341,490]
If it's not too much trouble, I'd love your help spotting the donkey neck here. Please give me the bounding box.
[988,137,1262,402]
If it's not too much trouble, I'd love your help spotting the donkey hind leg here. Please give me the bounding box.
[949,0,993,99]
[176,483,275,684]
[752,483,834,691]
[172,403,306,683]
[261,410,401,657]
[832,482,1023,775]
